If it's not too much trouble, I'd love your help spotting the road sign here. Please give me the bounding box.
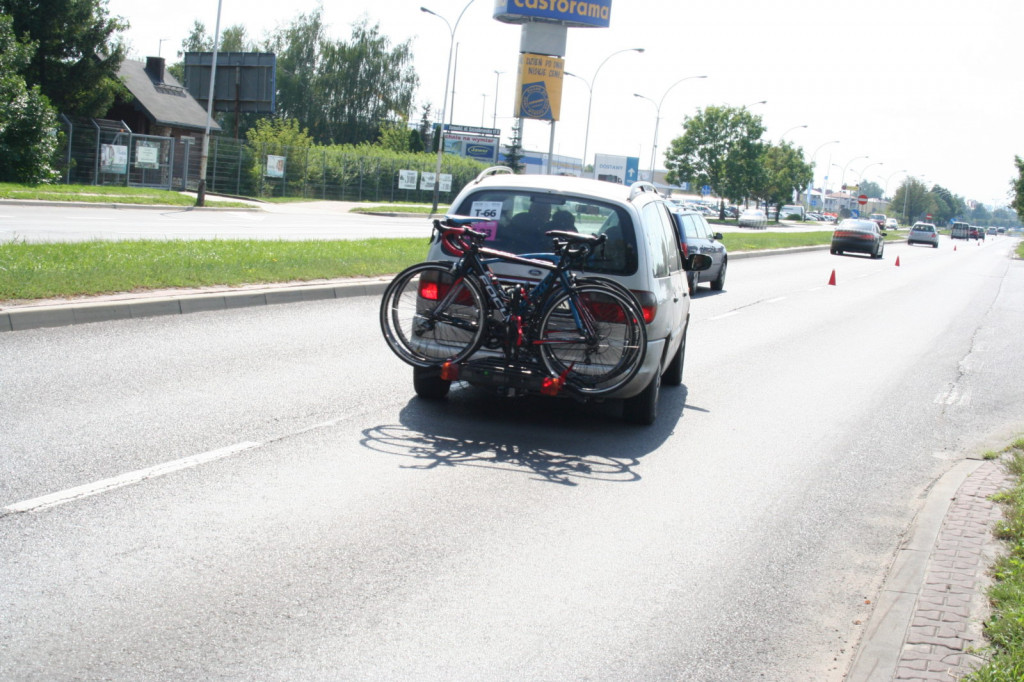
[857,194,868,205]
[701,185,711,196]
[926,213,933,219]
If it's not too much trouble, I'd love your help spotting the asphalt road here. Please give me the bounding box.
[2,233,1022,680]
[0,200,434,242]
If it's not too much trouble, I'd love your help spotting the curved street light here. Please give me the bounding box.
[840,155,869,190]
[778,124,807,141]
[850,161,883,185]
[422,0,476,213]
[633,74,708,180]
[884,169,907,199]
[744,100,767,108]
[810,140,839,204]
[564,47,644,176]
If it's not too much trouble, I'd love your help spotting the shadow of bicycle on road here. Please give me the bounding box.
[361,381,699,486]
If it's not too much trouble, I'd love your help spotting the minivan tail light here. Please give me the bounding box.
[631,290,658,325]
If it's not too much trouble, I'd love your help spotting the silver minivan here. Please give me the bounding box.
[415,167,710,424]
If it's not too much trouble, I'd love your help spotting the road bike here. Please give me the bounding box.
[379,217,647,397]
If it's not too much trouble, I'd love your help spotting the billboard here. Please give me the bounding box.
[493,0,612,28]
[593,153,640,185]
[515,53,564,121]
[183,52,277,114]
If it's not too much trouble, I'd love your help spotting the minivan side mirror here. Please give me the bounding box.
[687,253,713,272]
[712,232,723,241]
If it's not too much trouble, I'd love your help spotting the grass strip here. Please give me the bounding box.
[0,229,894,302]
[0,239,426,301]
[0,183,250,208]
[964,437,1024,681]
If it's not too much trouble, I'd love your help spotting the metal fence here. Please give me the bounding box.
[56,117,487,204]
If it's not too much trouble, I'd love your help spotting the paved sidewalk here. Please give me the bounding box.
[849,458,1012,681]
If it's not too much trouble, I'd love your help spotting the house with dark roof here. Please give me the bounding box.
[107,57,221,138]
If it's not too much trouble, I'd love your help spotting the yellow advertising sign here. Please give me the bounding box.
[515,52,564,121]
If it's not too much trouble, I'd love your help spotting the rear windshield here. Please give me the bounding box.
[453,190,638,276]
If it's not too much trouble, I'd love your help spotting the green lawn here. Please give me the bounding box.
[0,183,252,208]
[0,230,851,303]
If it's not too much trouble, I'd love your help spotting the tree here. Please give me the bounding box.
[502,119,525,173]
[663,105,765,219]
[1012,156,1024,221]
[0,0,128,117]
[377,119,412,153]
[757,142,813,222]
[858,180,883,199]
[890,177,930,224]
[418,104,434,153]
[0,14,60,184]
[267,11,418,146]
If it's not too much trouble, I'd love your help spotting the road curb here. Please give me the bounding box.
[846,458,993,681]
[1,279,392,332]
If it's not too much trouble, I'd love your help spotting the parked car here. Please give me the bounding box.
[885,218,899,230]
[778,204,805,221]
[830,218,887,258]
[868,213,887,230]
[738,208,767,228]
[671,208,728,294]
[908,222,939,248]
[414,167,712,425]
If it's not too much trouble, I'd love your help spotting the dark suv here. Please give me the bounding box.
[670,209,727,294]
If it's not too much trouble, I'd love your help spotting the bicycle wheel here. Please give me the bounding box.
[380,262,487,367]
[535,281,647,395]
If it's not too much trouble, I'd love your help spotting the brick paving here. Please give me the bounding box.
[893,459,1014,681]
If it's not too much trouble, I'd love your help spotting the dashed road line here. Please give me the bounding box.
[2,441,262,515]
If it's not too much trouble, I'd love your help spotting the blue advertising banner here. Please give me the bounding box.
[494,0,612,28]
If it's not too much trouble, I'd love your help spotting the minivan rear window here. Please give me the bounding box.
[454,190,638,275]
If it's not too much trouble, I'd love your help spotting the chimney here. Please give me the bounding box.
[145,56,165,83]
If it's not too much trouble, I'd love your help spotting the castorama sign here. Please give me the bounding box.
[493,0,612,28]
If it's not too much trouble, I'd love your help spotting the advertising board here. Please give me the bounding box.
[493,0,612,28]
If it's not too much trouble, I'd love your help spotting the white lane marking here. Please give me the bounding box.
[3,441,261,514]
[709,311,739,321]
[767,296,787,303]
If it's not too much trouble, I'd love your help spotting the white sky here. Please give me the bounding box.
[107,0,1023,207]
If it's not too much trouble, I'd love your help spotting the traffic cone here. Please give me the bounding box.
[828,269,836,286]
[954,244,957,251]
[895,256,901,267]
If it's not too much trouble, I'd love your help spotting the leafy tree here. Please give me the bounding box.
[377,119,412,153]
[246,117,313,152]
[1012,156,1024,221]
[664,105,765,219]
[756,142,813,222]
[418,104,434,154]
[890,177,930,224]
[858,180,883,199]
[502,119,525,173]
[267,11,418,146]
[0,14,60,183]
[0,0,129,117]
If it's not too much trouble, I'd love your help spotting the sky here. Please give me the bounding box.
[106,0,1024,208]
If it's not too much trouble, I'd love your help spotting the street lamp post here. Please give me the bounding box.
[421,0,476,214]
[809,140,839,209]
[564,47,644,178]
[492,70,503,129]
[849,161,883,186]
[840,155,869,190]
[884,169,907,199]
[778,124,807,141]
[633,74,708,182]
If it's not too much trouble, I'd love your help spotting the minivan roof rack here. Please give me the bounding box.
[627,180,660,202]
[474,166,514,183]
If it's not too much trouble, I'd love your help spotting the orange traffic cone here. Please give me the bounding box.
[828,269,836,286]
[895,256,901,267]
[954,244,958,251]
